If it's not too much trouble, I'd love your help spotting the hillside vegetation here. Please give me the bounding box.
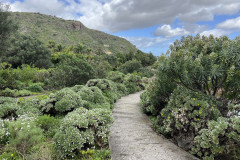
[0,5,157,160]
[10,12,137,54]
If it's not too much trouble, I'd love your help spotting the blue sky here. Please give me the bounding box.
[3,0,240,56]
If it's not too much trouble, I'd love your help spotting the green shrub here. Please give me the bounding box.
[140,91,157,115]
[0,97,18,119]
[123,74,143,94]
[79,149,111,160]
[118,59,142,74]
[8,115,44,159]
[86,79,120,104]
[0,88,16,97]
[137,67,154,78]
[71,85,84,92]
[54,88,82,112]
[78,86,106,105]
[53,107,113,159]
[14,89,32,97]
[16,97,41,116]
[156,87,221,149]
[40,88,82,114]
[26,141,55,160]
[0,119,10,145]
[49,54,94,88]
[192,116,240,160]
[107,71,125,83]
[35,115,59,138]
[27,83,44,92]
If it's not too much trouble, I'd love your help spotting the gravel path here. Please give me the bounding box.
[109,91,199,160]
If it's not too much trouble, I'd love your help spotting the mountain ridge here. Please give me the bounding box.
[10,12,137,54]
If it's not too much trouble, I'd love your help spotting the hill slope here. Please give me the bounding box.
[10,12,137,54]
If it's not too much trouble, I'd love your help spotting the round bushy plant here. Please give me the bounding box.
[78,86,106,105]
[40,88,82,114]
[53,107,113,159]
[0,97,18,119]
[192,116,240,160]
[156,86,221,149]
[35,115,59,138]
[27,83,44,92]
[17,97,41,116]
[107,71,125,83]
[123,74,144,94]
[86,79,120,104]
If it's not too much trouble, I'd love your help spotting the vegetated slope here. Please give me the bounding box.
[10,12,137,54]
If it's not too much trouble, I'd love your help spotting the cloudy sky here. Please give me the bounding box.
[3,0,240,56]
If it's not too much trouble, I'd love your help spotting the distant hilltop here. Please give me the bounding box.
[10,12,137,54]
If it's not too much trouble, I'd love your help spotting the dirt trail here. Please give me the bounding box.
[109,91,199,160]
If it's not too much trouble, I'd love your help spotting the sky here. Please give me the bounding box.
[2,0,240,56]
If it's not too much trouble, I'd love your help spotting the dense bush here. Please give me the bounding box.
[0,97,18,119]
[86,79,122,104]
[140,35,240,159]
[27,83,44,92]
[0,119,9,144]
[118,59,142,74]
[17,97,41,116]
[156,87,221,148]
[192,116,240,160]
[5,34,52,68]
[107,71,125,83]
[0,88,32,97]
[8,115,43,159]
[53,107,113,159]
[35,115,59,137]
[40,88,82,114]
[123,74,144,94]
[49,54,94,88]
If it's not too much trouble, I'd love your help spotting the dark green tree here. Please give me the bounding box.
[118,59,142,74]
[4,34,52,68]
[0,3,17,59]
[50,54,94,87]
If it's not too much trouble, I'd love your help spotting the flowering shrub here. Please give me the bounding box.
[53,107,113,159]
[17,97,41,116]
[0,119,10,144]
[86,79,121,104]
[0,97,18,119]
[192,116,240,160]
[8,115,43,159]
[78,86,106,105]
[156,87,221,148]
[40,88,82,114]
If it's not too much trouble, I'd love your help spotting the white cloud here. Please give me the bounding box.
[124,36,168,48]
[6,0,240,32]
[200,29,230,37]
[217,16,240,30]
[154,25,190,38]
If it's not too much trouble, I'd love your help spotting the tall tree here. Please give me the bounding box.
[0,3,17,59]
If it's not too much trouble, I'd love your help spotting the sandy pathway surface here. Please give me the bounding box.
[109,91,199,160]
